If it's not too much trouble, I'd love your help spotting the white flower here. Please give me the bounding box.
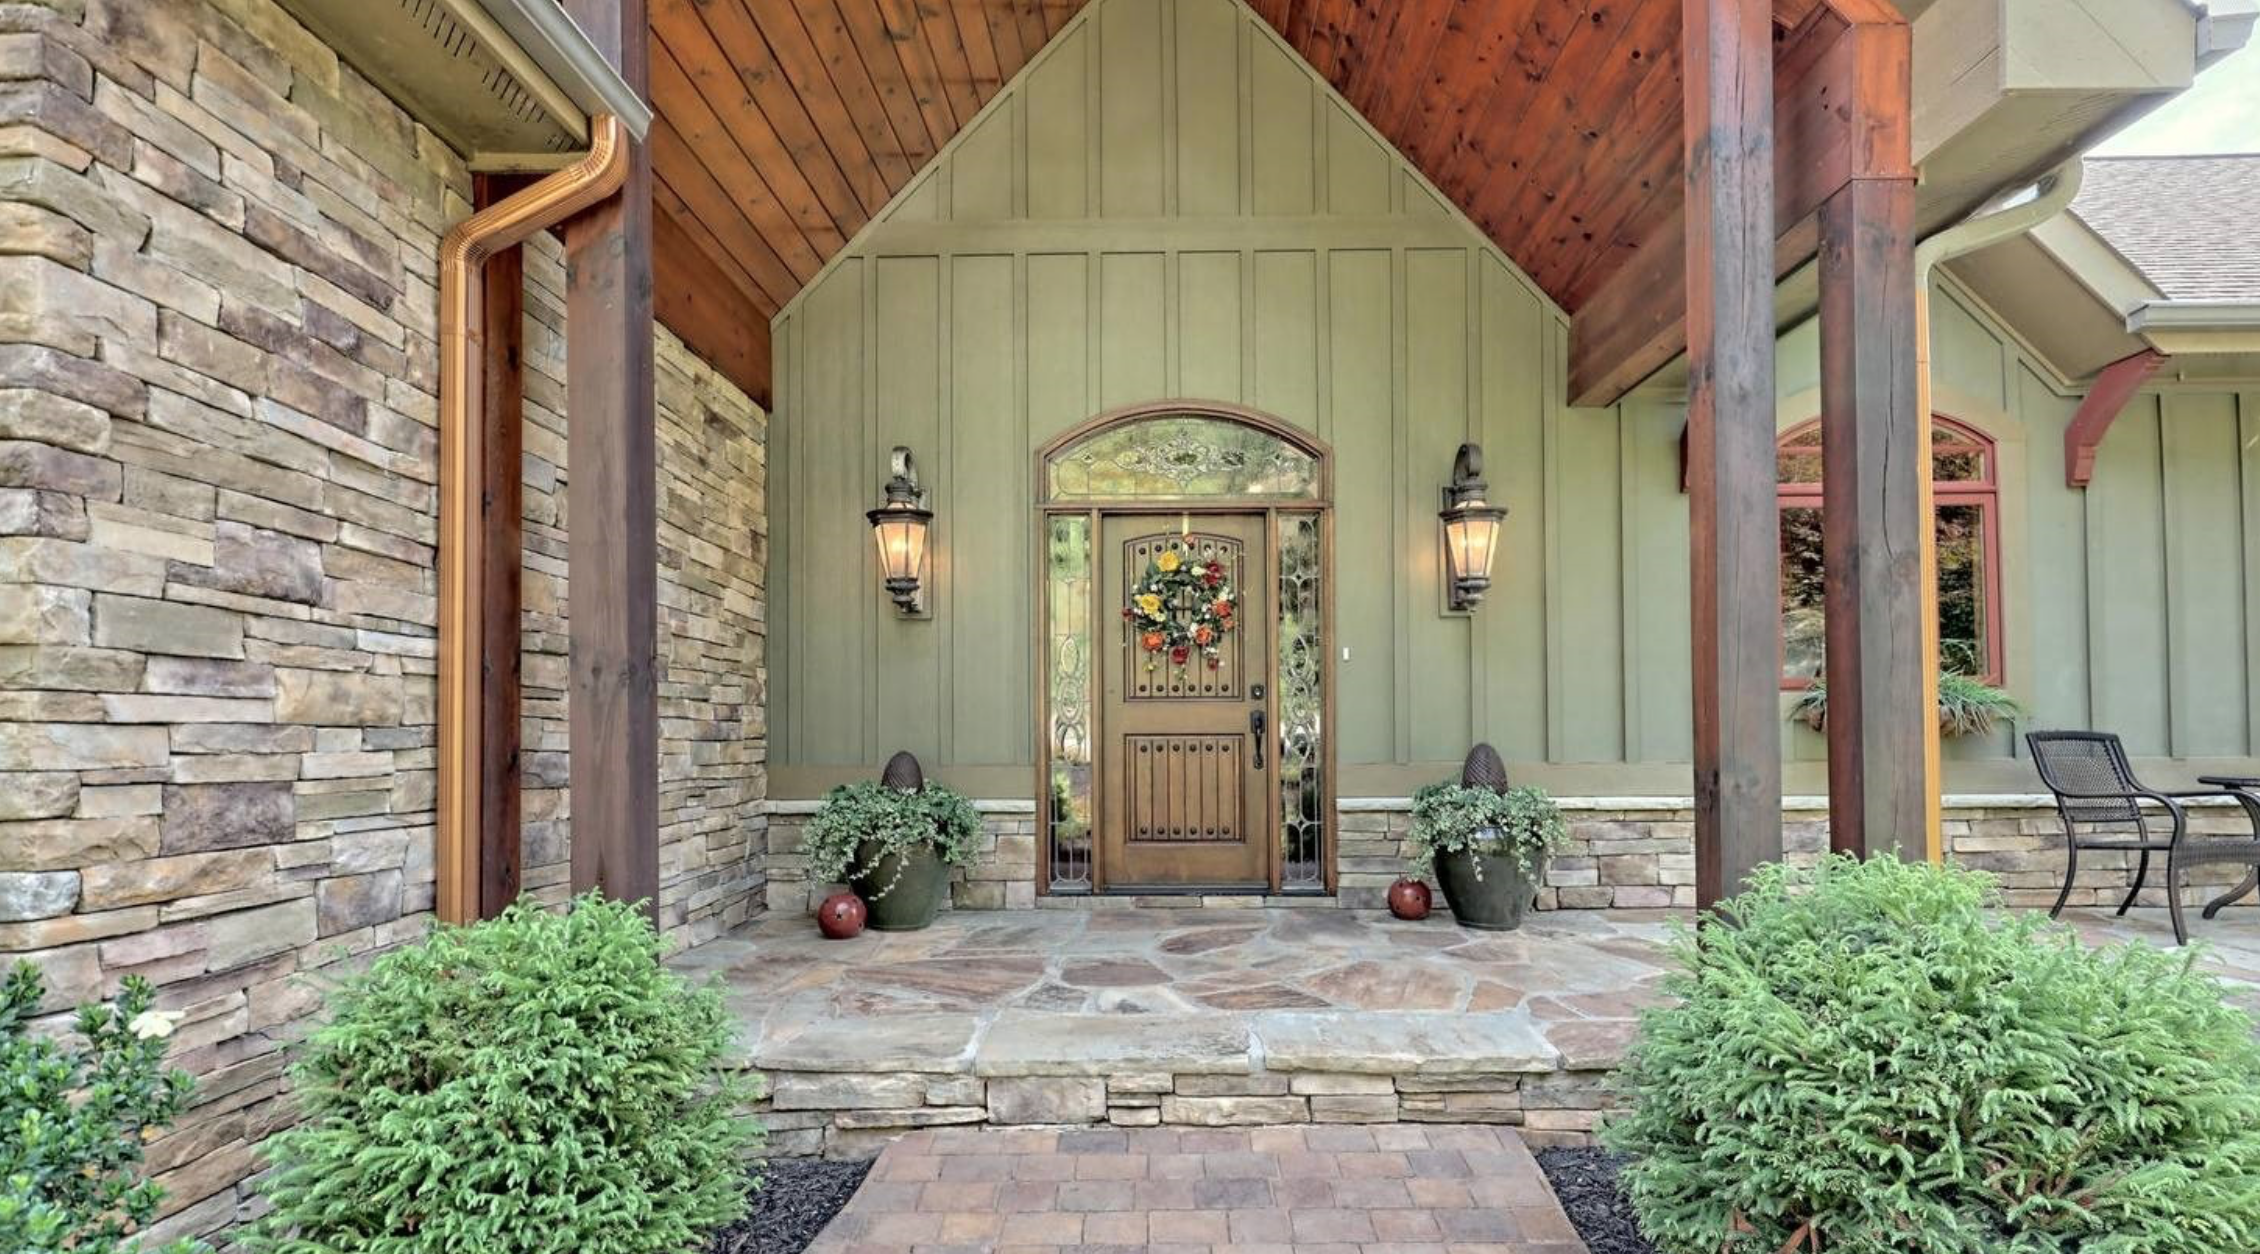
[128,1009,185,1041]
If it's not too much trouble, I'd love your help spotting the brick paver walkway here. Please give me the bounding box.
[806,1123,1591,1253]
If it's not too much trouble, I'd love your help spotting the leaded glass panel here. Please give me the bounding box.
[1046,515,1094,891]
[1278,513,1324,890]
[1047,416,1320,500]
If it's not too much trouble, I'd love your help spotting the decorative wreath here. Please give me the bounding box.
[1121,543,1238,669]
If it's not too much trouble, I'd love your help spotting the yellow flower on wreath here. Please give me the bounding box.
[1155,550,1182,573]
[1135,592,1164,617]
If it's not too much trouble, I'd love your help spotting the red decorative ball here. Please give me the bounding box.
[1387,879,1432,921]
[817,891,867,939]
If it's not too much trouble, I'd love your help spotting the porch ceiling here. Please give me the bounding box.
[647,0,1840,403]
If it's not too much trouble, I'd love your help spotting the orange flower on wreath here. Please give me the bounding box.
[1193,625,1215,646]
[1212,598,1233,620]
[1140,630,1166,652]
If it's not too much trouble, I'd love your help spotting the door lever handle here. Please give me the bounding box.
[1250,708,1266,770]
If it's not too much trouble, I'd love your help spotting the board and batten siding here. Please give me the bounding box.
[769,0,2260,799]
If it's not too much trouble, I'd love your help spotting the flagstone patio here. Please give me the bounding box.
[672,903,2260,1158]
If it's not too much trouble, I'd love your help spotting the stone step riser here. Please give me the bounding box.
[750,1066,1616,1158]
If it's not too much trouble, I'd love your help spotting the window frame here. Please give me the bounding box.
[1775,414,2005,690]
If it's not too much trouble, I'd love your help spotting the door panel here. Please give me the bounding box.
[1099,514,1271,889]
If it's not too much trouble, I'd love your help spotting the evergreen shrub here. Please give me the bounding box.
[250,895,759,1253]
[1607,854,2260,1254]
[0,966,204,1254]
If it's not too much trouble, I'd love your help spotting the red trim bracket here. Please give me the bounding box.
[2064,350,2168,488]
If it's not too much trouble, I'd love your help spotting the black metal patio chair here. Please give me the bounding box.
[2026,730,2260,945]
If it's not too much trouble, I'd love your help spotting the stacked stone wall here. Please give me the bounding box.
[0,0,767,1241]
[766,805,1036,915]
[768,797,2260,916]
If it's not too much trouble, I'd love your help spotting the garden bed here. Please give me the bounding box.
[707,1159,872,1254]
[1535,1146,1657,1254]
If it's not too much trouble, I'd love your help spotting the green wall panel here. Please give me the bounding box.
[874,257,942,756]
[1178,251,1243,402]
[949,255,1025,763]
[1174,0,1241,217]
[1328,248,1397,767]
[1252,251,1318,429]
[1477,254,1549,764]
[2017,367,2091,733]
[2161,392,2248,756]
[1099,0,1164,217]
[2085,397,2171,755]
[1249,36,1314,216]
[1025,27,1089,220]
[767,0,2260,792]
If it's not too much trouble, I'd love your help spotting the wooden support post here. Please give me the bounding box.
[1818,174,1923,858]
[473,174,526,918]
[1684,0,1784,911]
[562,0,660,915]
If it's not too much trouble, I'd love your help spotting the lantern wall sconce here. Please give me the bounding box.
[867,446,933,616]
[1439,443,1507,612]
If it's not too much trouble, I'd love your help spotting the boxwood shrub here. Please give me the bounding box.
[1606,854,2260,1254]
[249,895,759,1254]
[1,966,205,1254]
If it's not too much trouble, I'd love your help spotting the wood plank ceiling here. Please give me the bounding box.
[649,0,1830,403]
[646,0,1091,401]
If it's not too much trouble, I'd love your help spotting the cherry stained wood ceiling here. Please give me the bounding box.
[1242,0,1696,315]
[649,0,1835,402]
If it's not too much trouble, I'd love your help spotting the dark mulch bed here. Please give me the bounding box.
[1535,1146,1659,1254]
[707,1158,872,1254]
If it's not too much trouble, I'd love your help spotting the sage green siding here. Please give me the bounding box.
[771,0,2260,796]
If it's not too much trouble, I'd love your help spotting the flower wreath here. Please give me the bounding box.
[1121,543,1238,669]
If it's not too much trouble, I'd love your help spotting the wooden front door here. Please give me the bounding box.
[1098,513,1271,890]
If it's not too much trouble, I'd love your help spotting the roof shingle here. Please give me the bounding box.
[2071,155,2260,302]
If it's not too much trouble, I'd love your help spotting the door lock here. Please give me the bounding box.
[1250,708,1266,770]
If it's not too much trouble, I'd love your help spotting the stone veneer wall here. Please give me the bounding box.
[0,0,767,1242]
[768,797,2259,916]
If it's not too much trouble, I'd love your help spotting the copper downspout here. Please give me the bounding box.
[436,115,631,924]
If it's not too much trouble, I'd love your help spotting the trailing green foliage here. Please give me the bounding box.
[248,895,759,1254]
[1405,782,1564,883]
[1606,855,2260,1254]
[1790,672,2025,738]
[0,965,205,1254]
[803,780,982,898]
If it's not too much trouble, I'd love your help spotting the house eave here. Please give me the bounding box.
[2129,301,2260,354]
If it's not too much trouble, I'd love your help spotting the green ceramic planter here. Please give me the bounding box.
[1434,836,1534,931]
[850,840,948,931]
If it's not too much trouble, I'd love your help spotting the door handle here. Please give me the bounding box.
[1250,708,1266,770]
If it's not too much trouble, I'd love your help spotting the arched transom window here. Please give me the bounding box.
[1777,416,2002,686]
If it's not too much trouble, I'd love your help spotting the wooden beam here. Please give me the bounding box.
[1685,0,1783,911]
[562,0,661,917]
[2065,350,2169,488]
[655,203,773,406]
[1569,6,1906,406]
[1818,177,1923,859]
[1813,4,1921,860]
[473,174,526,919]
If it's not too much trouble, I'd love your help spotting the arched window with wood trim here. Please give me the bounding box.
[1777,416,2003,687]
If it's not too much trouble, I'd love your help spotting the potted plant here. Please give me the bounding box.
[802,779,980,931]
[1406,780,1565,931]
[1791,672,2025,738]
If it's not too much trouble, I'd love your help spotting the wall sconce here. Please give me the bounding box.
[867,446,933,615]
[1439,443,1507,612]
